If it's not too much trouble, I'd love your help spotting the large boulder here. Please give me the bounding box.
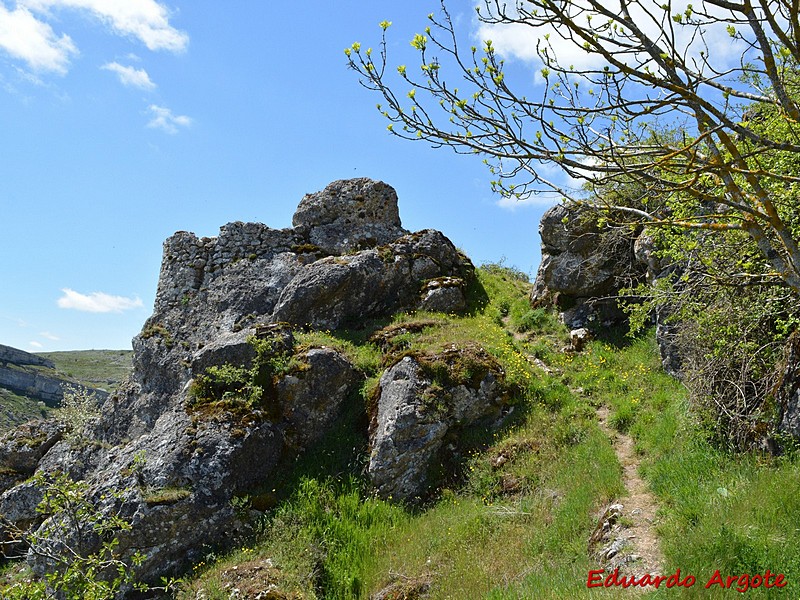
[292,178,407,254]
[368,346,510,502]
[531,203,644,328]
[0,420,64,484]
[272,230,473,329]
[776,332,800,440]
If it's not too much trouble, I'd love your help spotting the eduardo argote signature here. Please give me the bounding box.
[587,568,787,592]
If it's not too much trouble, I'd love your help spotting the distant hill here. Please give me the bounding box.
[36,349,133,394]
[0,347,132,431]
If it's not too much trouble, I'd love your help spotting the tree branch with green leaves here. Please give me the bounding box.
[347,0,800,293]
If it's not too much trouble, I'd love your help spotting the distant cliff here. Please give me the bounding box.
[0,345,122,429]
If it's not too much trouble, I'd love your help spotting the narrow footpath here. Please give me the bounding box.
[594,405,665,579]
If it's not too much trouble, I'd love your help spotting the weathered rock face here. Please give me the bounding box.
[292,178,407,254]
[775,332,800,440]
[0,178,485,590]
[531,203,644,329]
[0,345,108,409]
[369,347,510,502]
[0,420,64,484]
[530,203,688,373]
[136,179,473,402]
[0,365,109,408]
[272,230,471,330]
[0,344,54,369]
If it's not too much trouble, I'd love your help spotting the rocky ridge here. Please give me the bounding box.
[0,179,510,591]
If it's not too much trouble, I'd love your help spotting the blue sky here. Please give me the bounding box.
[0,0,556,351]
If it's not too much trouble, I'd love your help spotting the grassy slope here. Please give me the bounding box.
[4,267,798,598]
[0,349,133,431]
[0,387,50,428]
[34,349,133,393]
[178,267,626,599]
[179,266,800,599]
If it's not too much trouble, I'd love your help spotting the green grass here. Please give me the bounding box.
[8,265,798,599]
[563,332,800,598]
[35,349,133,393]
[177,266,627,599]
[0,387,50,430]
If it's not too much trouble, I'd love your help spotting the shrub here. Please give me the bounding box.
[58,385,100,444]
[0,472,147,599]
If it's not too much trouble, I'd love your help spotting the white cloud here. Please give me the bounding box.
[146,104,191,133]
[57,288,143,313]
[39,331,60,340]
[474,1,745,75]
[102,61,155,89]
[21,0,188,52]
[496,193,559,211]
[477,20,606,72]
[29,340,43,348]
[0,4,77,74]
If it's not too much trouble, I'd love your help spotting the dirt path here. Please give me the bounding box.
[594,405,664,578]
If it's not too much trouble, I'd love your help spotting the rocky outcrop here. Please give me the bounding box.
[292,178,406,254]
[530,203,686,373]
[0,364,107,407]
[136,179,473,402]
[0,178,491,590]
[369,346,510,502]
[0,420,65,483]
[0,366,65,406]
[0,345,54,369]
[272,230,471,330]
[775,332,800,440]
[531,203,644,329]
[0,344,109,410]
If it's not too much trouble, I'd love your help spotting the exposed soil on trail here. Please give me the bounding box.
[594,405,665,579]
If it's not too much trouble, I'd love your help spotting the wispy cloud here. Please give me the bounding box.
[57,288,143,313]
[0,4,77,74]
[146,104,191,134]
[102,61,155,90]
[39,331,60,340]
[29,340,43,348]
[496,194,559,211]
[21,0,188,52]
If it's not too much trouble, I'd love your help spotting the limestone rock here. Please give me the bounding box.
[272,230,473,329]
[0,344,54,369]
[633,229,662,282]
[531,202,644,328]
[0,420,64,484]
[0,480,45,529]
[776,332,800,440]
[369,347,508,502]
[190,329,258,377]
[419,277,468,313]
[570,328,592,352]
[292,178,406,254]
[277,348,362,450]
[0,178,477,589]
[0,364,107,408]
